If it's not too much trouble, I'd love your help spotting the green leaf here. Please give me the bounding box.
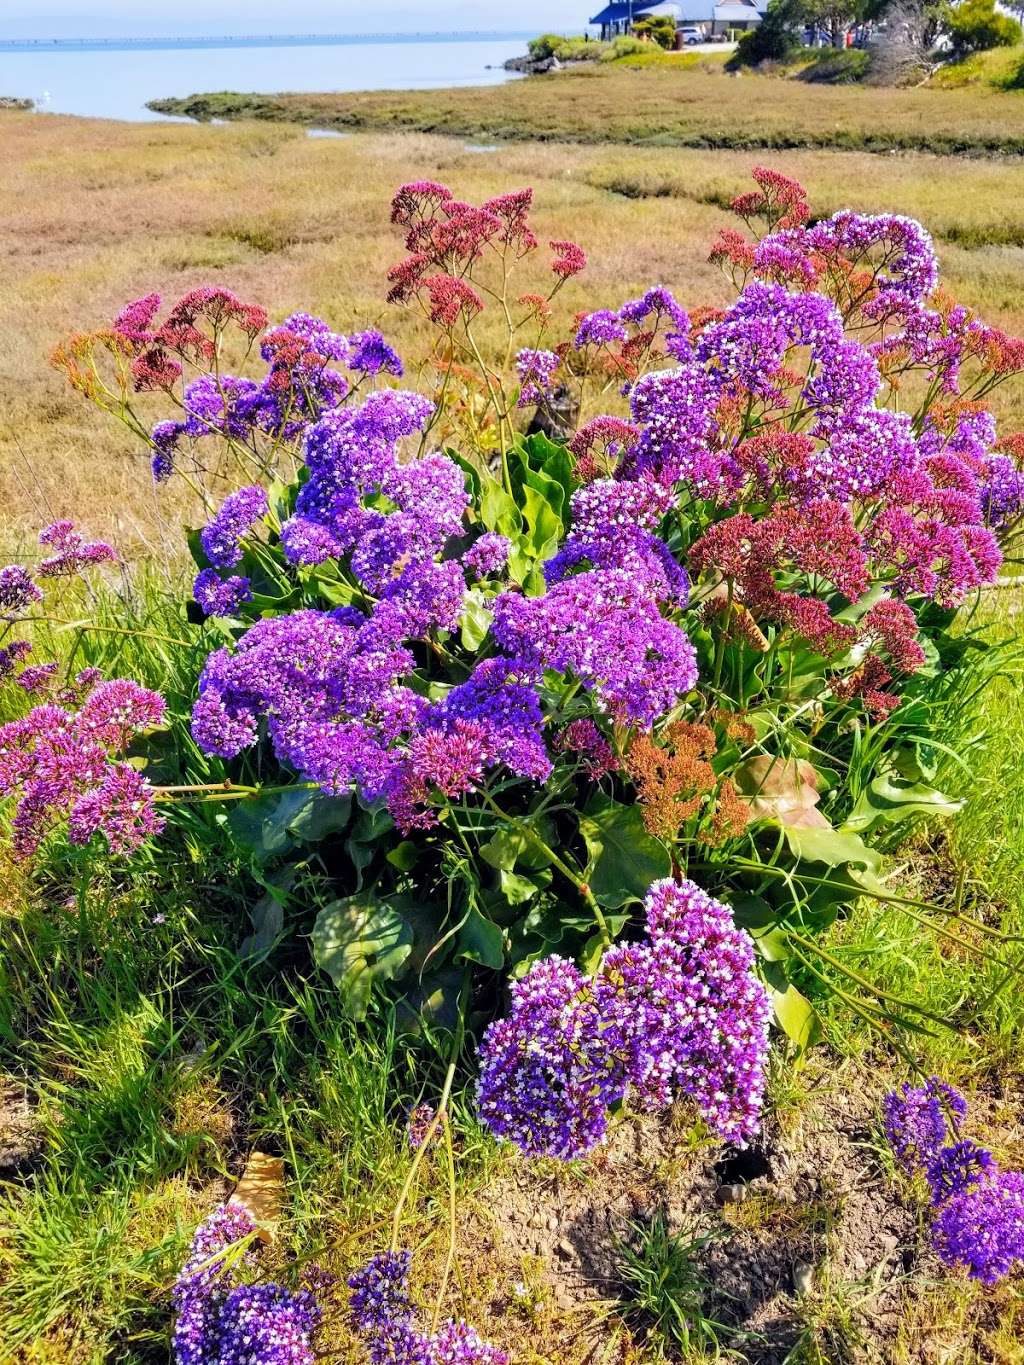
[238,875,293,962]
[479,828,528,872]
[579,796,671,908]
[287,793,352,843]
[843,776,962,836]
[395,966,463,1034]
[459,588,493,652]
[456,904,506,969]
[520,480,562,560]
[770,982,822,1050]
[750,925,793,962]
[499,868,550,905]
[782,823,881,871]
[312,895,414,1019]
[478,473,523,540]
[386,841,419,872]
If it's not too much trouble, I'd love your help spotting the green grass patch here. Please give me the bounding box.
[148,64,1024,157]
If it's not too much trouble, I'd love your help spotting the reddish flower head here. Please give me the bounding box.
[550,240,587,279]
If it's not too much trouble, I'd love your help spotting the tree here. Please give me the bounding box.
[805,0,867,46]
[945,0,1022,54]
[731,0,809,64]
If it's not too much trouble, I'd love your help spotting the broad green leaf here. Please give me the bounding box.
[579,796,671,908]
[750,926,793,962]
[456,904,506,969]
[287,793,352,843]
[499,868,550,905]
[770,983,822,1050]
[520,481,562,560]
[395,966,463,1034]
[312,895,414,1019]
[238,876,292,963]
[480,828,528,872]
[843,776,962,836]
[478,473,523,539]
[386,841,419,872]
[227,789,318,860]
[579,932,607,976]
[446,448,481,500]
[783,823,881,871]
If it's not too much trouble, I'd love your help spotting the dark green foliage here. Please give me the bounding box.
[732,0,809,65]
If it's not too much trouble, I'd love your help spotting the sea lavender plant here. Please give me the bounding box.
[476,878,770,1158]
[883,1080,1024,1284]
[173,1204,321,1365]
[347,1250,507,1363]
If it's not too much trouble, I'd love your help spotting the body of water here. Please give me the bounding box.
[0,32,531,122]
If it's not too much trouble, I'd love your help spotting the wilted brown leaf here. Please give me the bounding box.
[229,1150,284,1243]
[733,755,830,829]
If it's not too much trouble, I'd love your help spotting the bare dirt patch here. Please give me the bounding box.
[464,1056,932,1362]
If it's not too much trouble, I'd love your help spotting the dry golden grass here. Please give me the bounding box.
[3,111,1024,550]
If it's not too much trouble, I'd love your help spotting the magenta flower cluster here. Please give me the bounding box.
[348,1250,507,1364]
[37,520,116,577]
[606,241,1012,608]
[884,1078,1024,1284]
[476,878,771,1158]
[0,677,166,858]
[173,1204,320,1365]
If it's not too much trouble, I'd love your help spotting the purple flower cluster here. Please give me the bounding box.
[37,521,116,577]
[200,486,269,570]
[462,532,510,581]
[144,309,405,481]
[348,1250,507,1364]
[476,878,771,1158]
[980,454,1024,531]
[173,1204,320,1365]
[0,677,166,858]
[605,260,1005,605]
[405,1103,438,1150]
[543,478,688,606]
[348,328,404,378]
[515,348,559,407]
[194,569,253,618]
[190,380,702,830]
[492,568,696,727]
[574,309,628,349]
[618,286,689,341]
[0,565,42,618]
[883,1078,1024,1284]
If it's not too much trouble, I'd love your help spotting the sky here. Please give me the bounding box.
[2,1,592,39]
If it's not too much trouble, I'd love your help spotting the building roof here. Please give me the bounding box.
[714,0,763,15]
[589,2,638,22]
[591,0,762,21]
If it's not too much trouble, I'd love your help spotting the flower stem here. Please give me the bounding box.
[389,968,470,1254]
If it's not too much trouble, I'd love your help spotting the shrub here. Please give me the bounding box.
[797,47,872,81]
[608,35,651,59]
[634,15,678,48]
[17,166,1022,1152]
[527,33,563,60]
[946,0,1023,55]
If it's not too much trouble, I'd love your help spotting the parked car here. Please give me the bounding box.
[679,26,704,44]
